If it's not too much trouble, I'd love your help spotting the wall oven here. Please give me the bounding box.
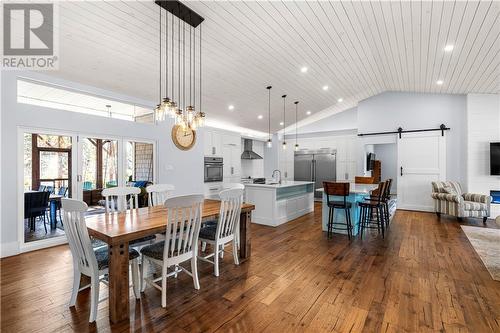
[204,157,223,182]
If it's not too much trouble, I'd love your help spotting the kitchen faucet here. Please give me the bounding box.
[272,169,282,184]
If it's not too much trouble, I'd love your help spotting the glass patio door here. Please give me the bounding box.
[21,131,77,245]
[76,136,120,214]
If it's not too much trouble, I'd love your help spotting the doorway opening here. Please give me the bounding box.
[23,133,72,243]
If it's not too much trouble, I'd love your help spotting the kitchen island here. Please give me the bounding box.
[316,183,378,236]
[245,181,314,227]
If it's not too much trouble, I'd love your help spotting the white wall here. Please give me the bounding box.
[357,92,467,186]
[241,139,265,178]
[1,71,204,257]
[373,143,398,193]
[466,94,500,217]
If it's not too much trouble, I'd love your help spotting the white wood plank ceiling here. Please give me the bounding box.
[42,0,499,133]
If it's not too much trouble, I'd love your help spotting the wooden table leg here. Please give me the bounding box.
[239,211,251,262]
[108,241,129,323]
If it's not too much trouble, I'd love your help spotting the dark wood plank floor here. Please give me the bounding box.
[2,203,500,332]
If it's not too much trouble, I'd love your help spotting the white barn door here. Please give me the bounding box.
[397,132,446,211]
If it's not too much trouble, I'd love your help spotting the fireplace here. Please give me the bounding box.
[491,190,500,204]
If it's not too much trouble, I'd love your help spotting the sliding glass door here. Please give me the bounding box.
[19,129,156,249]
[77,136,119,214]
[76,136,156,215]
[21,131,77,244]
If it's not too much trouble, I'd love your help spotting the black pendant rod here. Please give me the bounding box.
[357,124,450,138]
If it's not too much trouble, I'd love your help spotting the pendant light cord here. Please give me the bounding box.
[159,5,161,104]
[200,25,202,112]
[171,12,174,103]
[183,21,186,112]
[295,101,299,146]
[189,25,192,107]
[282,95,287,143]
[178,18,181,111]
[267,86,272,141]
[165,10,168,99]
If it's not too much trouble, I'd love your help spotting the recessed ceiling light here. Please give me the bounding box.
[444,44,454,52]
[228,105,234,110]
[337,98,343,102]
[436,80,444,85]
[301,66,308,73]
[258,115,263,119]
[280,122,284,126]
[322,85,329,91]
[306,110,311,115]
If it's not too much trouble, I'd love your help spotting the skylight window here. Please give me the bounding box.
[17,79,153,123]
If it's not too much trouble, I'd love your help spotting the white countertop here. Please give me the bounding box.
[315,183,378,194]
[245,181,314,189]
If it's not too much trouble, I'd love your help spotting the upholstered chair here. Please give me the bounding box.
[431,181,491,223]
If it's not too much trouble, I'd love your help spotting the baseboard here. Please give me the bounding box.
[0,241,20,258]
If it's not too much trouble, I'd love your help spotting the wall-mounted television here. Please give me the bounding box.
[491,142,500,175]
[366,153,376,171]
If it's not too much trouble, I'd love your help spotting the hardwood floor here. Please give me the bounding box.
[2,203,500,332]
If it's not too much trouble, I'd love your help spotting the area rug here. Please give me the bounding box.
[461,225,500,281]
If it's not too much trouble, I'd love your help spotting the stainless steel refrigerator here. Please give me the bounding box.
[294,150,336,198]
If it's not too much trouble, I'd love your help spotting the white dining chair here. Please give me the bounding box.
[140,194,204,308]
[199,188,243,277]
[62,198,140,323]
[102,186,154,247]
[101,186,141,213]
[146,184,175,207]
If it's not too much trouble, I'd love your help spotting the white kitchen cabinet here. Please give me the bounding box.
[203,130,223,157]
[223,144,241,181]
[222,134,241,184]
[204,182,223,199]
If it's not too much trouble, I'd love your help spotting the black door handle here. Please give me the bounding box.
[400,166,403,176]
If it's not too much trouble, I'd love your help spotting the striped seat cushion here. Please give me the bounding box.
[463,201,488,211]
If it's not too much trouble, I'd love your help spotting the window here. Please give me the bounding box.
[17,78,153,123]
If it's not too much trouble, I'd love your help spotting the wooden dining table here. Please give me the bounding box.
[85,199,255,324]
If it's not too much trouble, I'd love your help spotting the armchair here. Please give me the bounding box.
[431,181,491,223]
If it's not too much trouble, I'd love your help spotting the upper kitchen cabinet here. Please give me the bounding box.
[203,130,223,157]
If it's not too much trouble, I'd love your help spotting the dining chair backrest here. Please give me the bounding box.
[163,195,204,260]
[58,186,68,196]
[61,198,98,276]
[146,184,175,207]
[38,185,46,192]
[384,179,393,198]
[323,182,350,206]
[24,191,50,218]
[374,181,388,204]
[101,186,141,213]
[45,186,54,194]
[216,188,244,239]
[222,183,245,191]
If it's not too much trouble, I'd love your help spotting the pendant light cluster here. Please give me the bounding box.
[154,1,205,130]
[264,86,301,150]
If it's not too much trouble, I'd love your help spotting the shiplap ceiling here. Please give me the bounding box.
[43,0,499,133]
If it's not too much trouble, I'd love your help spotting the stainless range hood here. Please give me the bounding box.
[241,139,263,160]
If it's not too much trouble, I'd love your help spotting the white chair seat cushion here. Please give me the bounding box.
[94,246,140,270]
[463,201,488,211]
